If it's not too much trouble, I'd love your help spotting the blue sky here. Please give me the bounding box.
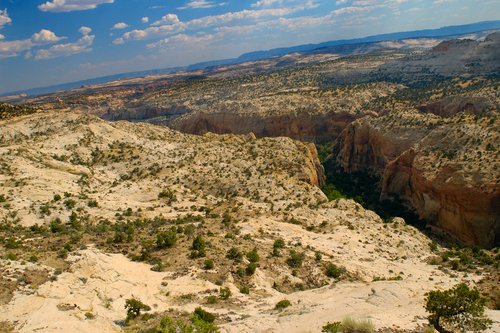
[0,0,498,94]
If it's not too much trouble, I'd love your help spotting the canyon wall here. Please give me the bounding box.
[333,110,499,247]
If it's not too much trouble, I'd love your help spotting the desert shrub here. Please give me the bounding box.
[425,283,492,333]
[246,248,259,263]
[240,285,250,294]
[158,189,176,202]
[191,235,206,258]
[4,252,17,260]
[275,299,291,311]
[226,247,242,262]
[193,307,215,323]
[272,238,286,256]
[204,259,214,270]
[124,298,151,322]
[325,263,344,279]
[49,218,64,233]
[273,238,285,249]
[219,287,231,300]
[246,262,257,275]
[87,200,98,208]
[53,194,61,202]
[64,199,76,210]
[160,314,219,333]
[206,295,218,304]
[341,317,374,333]
[39,203,51,216]
[286,250,305,268]
[322,321,341,333]
[156,227,177,249]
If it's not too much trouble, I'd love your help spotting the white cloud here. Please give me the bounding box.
[29,34,95,60]
[0,9,12,29]
[141,16,149,23]
[0,34,4,40]
[38,0,114,12]
[180,1,220,9]
[113,22,129,30]
[31,29,65,43]
[147,32,222,48]
[0,29,65,58]
[252,0,284,8]
[151,14,181,26]
[79,26,92,35]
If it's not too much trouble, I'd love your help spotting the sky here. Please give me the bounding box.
[0,0,498,94]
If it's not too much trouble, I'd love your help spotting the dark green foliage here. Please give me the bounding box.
[39,203,51,216]
[322,321,341,333]
[203,259,214,270]
[193,307,215,323]
[53,194,61,202]
[64,199,76,210]
[49,218,64,233]
[219,287,231,300]
[286,250,305,268]
[272,238,285,256]
[160,314,220,333]
[112,223,134,243]
[425,283,492,333]
[321,161,425,228]
[246,262,257,275]
[239,285,250,294]
[246,248,259,263]
[191,235,206,258]
[87,200,98,208]
[275,299,291,311]
[156,227,177,249]
[321,183,346,201]
[226,247,242,262]
[158,189,176,202]
[124,298,151,322]
[325,263,344,279]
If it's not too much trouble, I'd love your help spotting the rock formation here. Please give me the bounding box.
[333,107,499,247]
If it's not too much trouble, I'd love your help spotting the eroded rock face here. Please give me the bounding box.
[333,109,499,247]
[169,111,373,143]
[418,96,494,118]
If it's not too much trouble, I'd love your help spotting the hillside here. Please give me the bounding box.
[1,112,498,332]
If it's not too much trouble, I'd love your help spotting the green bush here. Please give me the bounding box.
[191,235,206,258]
[325,263,344,279]
[246,248,259,263]
[206,295,218,304]
[226,247,242,262]
[158,189,176,202]
[246,262,257,275]
[87,200,98,208]
[425,283,492,333]
[160,314,220,333]
[275,299,291,311]
[193,307,215,323]
[64,199,76,210]
[219,287,231,300]
[50,218,64,233]
[204,259,214,270]
[322,321,341,333]
[124,298,151,323]
[240,285,250,294]
[156,227,177,249]
[286,250,305,268]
